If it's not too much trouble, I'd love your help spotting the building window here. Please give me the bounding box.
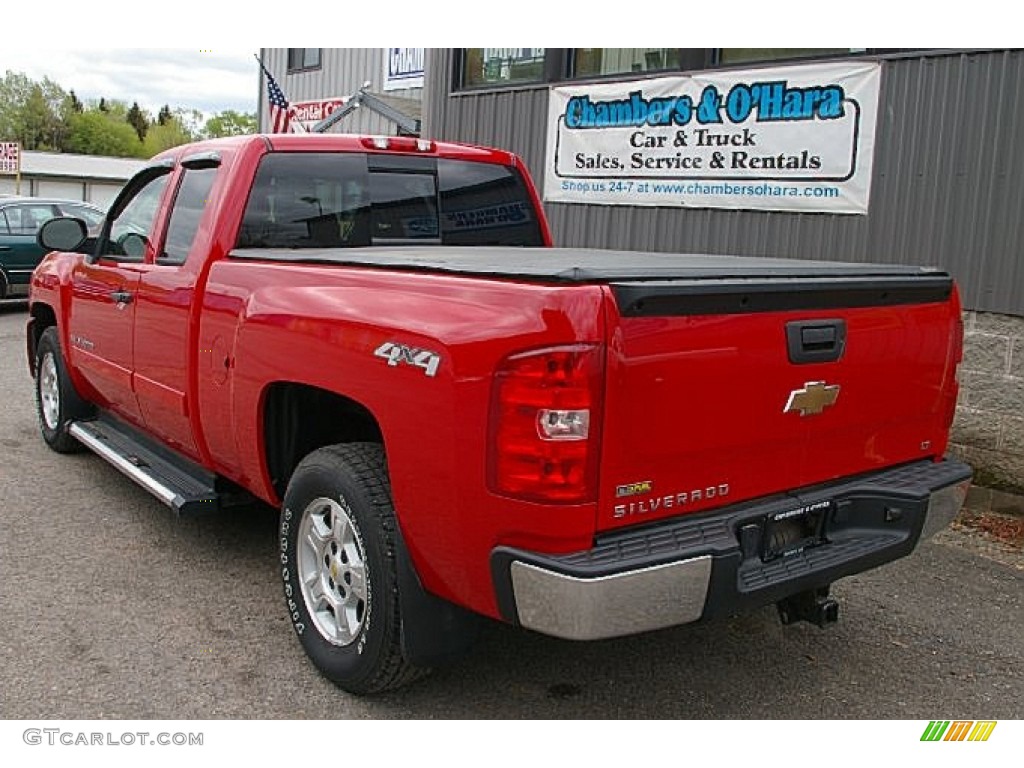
[287,49,322,72]
[717,48,865,66]
[572,48,685,78]
[452,48,879,92]
[461,48,546,88]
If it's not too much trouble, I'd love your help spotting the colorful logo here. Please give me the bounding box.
[921,720,997,742]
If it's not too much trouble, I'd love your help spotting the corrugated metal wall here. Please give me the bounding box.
[259,49,421,137]
[423,49,1024,316]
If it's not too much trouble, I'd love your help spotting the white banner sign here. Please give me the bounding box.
[0,141,20,175]
[544,61,881,214]
[383,48,425,91]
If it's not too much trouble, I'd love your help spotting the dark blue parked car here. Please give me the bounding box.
[0,196,104,300]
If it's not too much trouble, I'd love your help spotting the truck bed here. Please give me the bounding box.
[229,246,949,284]
[230,246,953,315]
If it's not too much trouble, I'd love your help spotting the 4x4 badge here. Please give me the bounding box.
[784,381,840,416]
[374,342,441,377]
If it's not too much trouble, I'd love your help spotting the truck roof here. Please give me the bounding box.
[152,133,520,167]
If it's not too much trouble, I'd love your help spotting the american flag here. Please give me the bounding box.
[265,68,293,133]
[256,55,299,133]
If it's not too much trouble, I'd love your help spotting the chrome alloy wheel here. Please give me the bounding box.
[39,352,61,430]
[297,497,368,646]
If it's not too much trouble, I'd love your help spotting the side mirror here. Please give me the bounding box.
[38,217,87,252]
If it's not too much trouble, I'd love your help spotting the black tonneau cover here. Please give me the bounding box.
[228,246,953,315]
[229,246,946,283]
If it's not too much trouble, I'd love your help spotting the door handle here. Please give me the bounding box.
[0,245,10,251]
[110,290,134,305]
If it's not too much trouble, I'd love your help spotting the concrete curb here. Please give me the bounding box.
[964,483,1024,518]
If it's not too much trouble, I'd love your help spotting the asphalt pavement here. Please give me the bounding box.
[1,301,1021,719]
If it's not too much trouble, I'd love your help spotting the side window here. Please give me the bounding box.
[4,207,21,233]
[7,204,59,235]
[0,210,9,235]
[102,174,171,261]
[161,168,218,265]
[61,204,104,229]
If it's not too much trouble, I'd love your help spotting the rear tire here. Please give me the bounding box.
[34,326,91,453]
[280,443,425,694]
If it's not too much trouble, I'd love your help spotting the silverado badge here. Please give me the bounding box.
[784,381,840,416]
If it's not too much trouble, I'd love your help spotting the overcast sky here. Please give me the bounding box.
[0,49,258,118]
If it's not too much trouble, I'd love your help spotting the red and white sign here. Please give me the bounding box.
[291,98,347,131]
[0,142,20,175]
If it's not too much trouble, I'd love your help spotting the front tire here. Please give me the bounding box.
[34,326,91,453]
[280,443,424,694]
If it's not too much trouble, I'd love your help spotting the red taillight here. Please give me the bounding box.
[952,314,965,367]
[943,314,965,429]
[488,345,604,504]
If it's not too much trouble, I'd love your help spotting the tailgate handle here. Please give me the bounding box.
[786,319,846,364]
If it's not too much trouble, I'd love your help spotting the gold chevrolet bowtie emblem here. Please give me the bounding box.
[784,381,840,416]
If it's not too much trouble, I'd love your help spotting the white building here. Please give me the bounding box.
[0,151,144,209]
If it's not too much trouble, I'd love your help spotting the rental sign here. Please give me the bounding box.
[543,61,881,214]
[291,99,347,132]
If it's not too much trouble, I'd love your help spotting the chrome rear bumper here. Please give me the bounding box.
[510,557,712,641]
[495,459,972,641]
[921,477,972,540]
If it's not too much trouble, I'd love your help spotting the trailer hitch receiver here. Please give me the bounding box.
[777,587,839,628]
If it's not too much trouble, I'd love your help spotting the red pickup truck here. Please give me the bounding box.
[28,133,971,694]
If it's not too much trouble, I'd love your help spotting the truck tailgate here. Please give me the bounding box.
[598,274,960,532]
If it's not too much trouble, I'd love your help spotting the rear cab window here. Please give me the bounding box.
[236,152,543,249]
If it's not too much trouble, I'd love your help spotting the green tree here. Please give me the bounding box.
[203,110,257,138]
[126,101,149,142]
[0,71,34,141]
[142,115,193,156]
[0,68,255,159]
[174,108,204,140]
[94,99,129,120]
[66,110,146,158]
[0,71,69,151]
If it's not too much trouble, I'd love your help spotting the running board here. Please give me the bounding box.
[69,418,220,516]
